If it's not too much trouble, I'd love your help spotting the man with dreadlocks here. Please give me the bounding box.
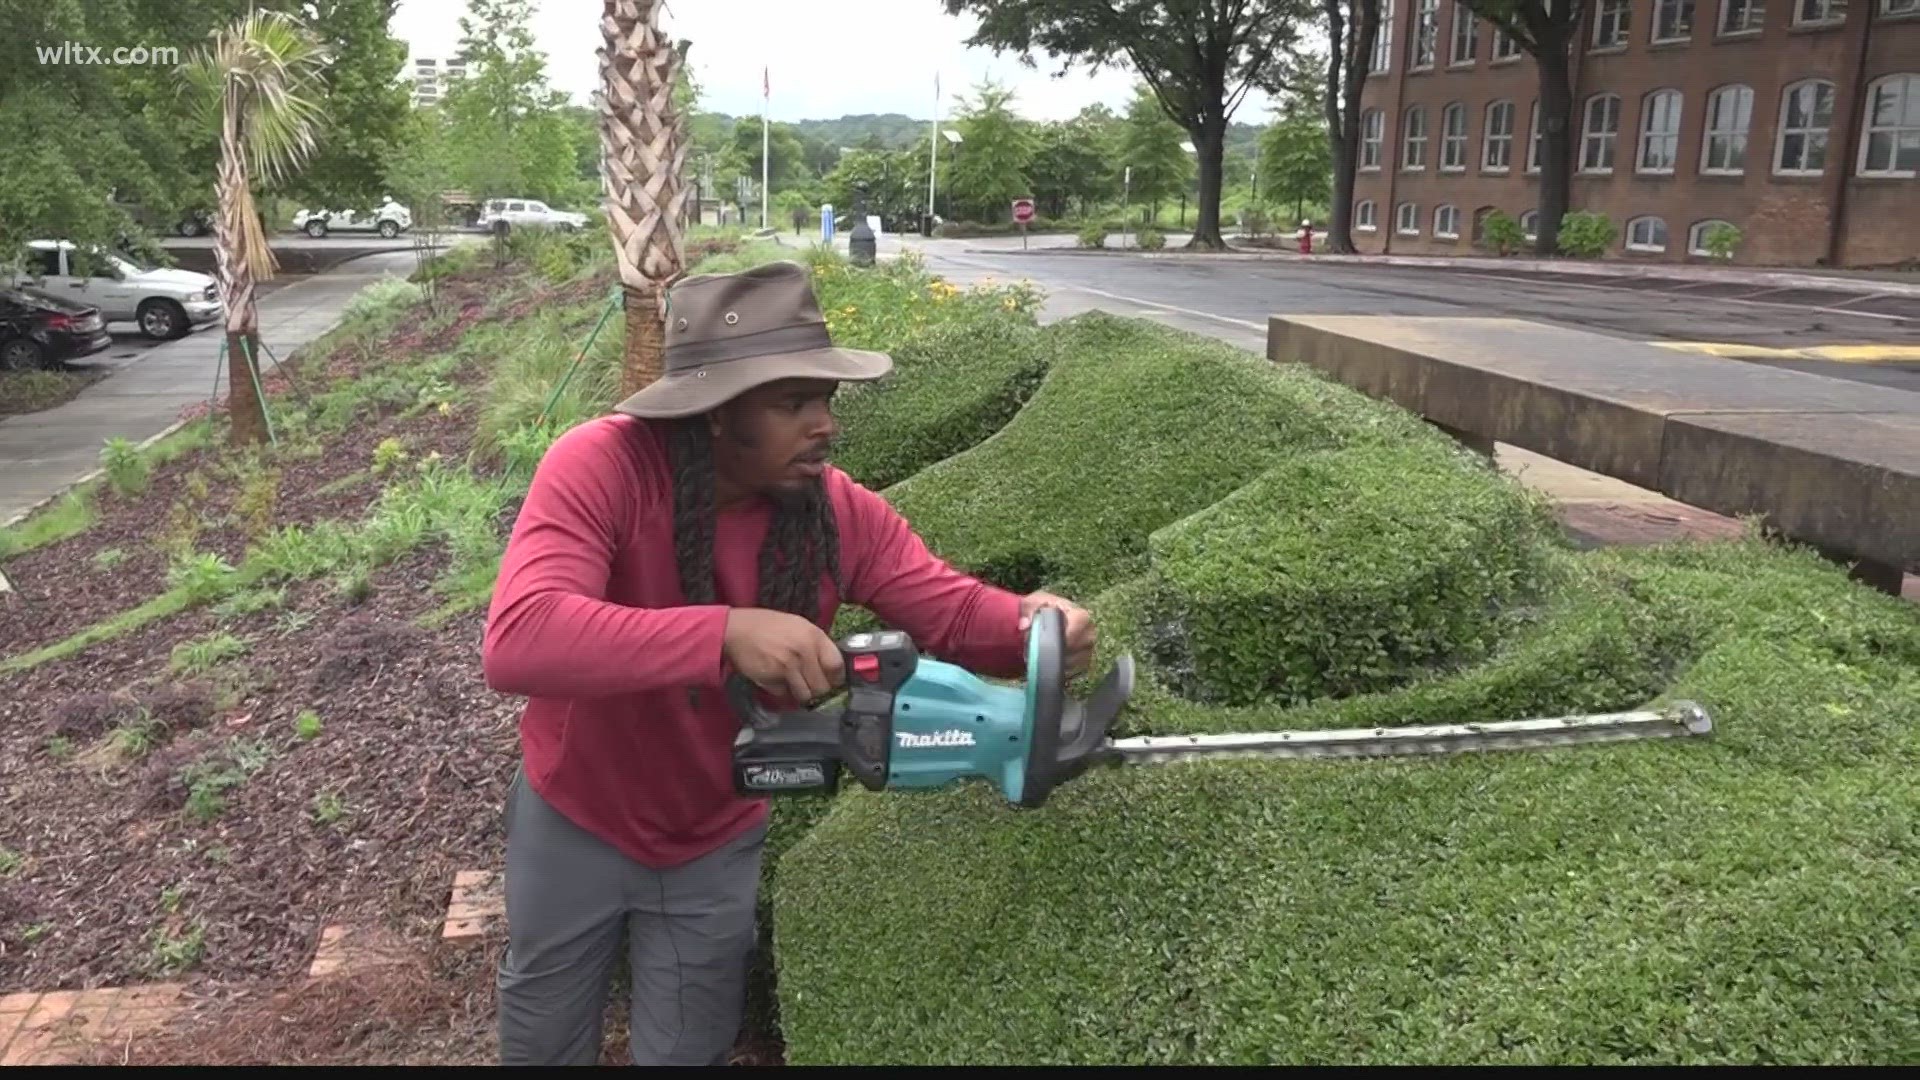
[482,260,1095,1066]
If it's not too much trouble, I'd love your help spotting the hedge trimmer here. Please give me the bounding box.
[729,607,1714,809]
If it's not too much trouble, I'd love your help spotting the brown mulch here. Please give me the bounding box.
[0,240,782,1064]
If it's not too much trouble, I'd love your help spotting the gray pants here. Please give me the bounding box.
[495,769,767,1065]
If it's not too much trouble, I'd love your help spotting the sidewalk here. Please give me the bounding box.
[0,251,417,528]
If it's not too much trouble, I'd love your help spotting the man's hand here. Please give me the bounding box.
[723,608,846,705]
[1018,591,1096,675]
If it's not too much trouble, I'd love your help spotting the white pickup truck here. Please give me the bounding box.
[4,240,222,340]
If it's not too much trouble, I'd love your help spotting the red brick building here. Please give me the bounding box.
[1349,0,1920,267]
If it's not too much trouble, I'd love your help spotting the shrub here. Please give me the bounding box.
[1135,226,1166,251]
[882,312,1445,598]
[1135,442,1559,707]
[1077,222,1107,248]
[1701,222,1741,261]
[829,317,1058,491]
[1480,209,1526,255]
[772,536,1920,1065]
[1556,210,1615,259]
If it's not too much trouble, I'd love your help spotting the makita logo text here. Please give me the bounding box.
[896,729,975,749]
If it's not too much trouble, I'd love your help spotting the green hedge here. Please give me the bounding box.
[772,536,1920,1064]
[884,313,1447,598]
[1137,443,1560,707]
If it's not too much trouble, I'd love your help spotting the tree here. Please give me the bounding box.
[1259,93,1331,226]
[947,79,1038,222]
[1456,0,1583,255]
[1303,0,1379,252]
[598,0,691,398]
[277,0,412,211]
[944,0,1316,250]
[442,0,581,206]
[1115,83,1193,223]
[179,9,330,447]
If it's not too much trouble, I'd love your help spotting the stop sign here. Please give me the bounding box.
[1012,198,1035,223]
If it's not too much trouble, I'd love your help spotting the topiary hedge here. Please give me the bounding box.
[772,536,1920,1064]
[1136,442,1561,707]
[883,313,1449,599]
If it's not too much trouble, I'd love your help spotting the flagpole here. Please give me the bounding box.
[761,65,770,230]
[927,72,939,235]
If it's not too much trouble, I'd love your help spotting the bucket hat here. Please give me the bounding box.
[611,260,891,419]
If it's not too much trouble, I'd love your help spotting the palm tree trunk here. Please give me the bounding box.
[213,102,269,447]
[599,0,689,398]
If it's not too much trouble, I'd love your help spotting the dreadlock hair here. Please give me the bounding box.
[660,413,842,619]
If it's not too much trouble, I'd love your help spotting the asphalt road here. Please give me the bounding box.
[908,239,1920,392]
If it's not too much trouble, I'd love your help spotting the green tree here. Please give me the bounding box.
[1304,0,1383,253]
[278,0,412,210]
[438,0,578,204]
[1455,0,1583,255]
[1258,96,1330,225]
[944,0,1317,249]
[947,78,1037,222]
[1028,110,1117,218]
[1115,83,1193,222]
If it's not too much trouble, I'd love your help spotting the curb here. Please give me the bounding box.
[957,244,1920,299]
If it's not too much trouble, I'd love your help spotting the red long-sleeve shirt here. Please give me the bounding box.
[482,413,1030,868]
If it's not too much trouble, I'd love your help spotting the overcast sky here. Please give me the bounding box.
[391,0,1281,124]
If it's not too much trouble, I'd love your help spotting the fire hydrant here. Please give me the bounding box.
[1298,219,1314,254]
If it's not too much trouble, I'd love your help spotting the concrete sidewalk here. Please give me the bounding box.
[0,251,419,528]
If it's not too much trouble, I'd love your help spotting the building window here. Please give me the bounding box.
[1638,90,1684,172]
[1775,79,1835,174]
[1582,94,1621,172]
[1688,219,1736,255]
[1396,202,1420,235]
[1484,100,1515,170]
[1626,216,1670,252]
[1356,199,1378,231]
[1528,100,1543,171]
[1361,109,1384,169]
[1593,0,1632,46]
[1403,106,1429,169]
[1435,204,1461,238]
[1858,73,1919,176]
[1441,103,1469,170]
[1493,28,1522,59]
[1720,0,1767,32]
[1703,84,1754,173]
[1411,0,1438,68]
[1794,0,1847,23]
[1520,210,1539,240]
[1883,0,1919,14]
[1372,0,1395,72]
[1653,0,1696,41]
[1450,6,1478,63]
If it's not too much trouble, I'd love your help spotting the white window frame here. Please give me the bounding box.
[1403,105,1429,169]
[1882,0,1919,15]
[1492,28,1523,60]
[1440,102,1469,170]
[1483,100,1515,171]
[1774,79,1835,175]
[1450,5,1478,65]
[1638,89,1683,173]
[1355,199,1378,232]
[1372,0,1396,72]
[1702,84,1755,174]
[1361,109,1384,170]
[1593,0,1632,47]
[1857,73,1919,177]
[1527,100,1542,172]
[1520,209,1539,240]
[1581,93,1621,173]
[1410,0,1438,68]
[1434,204,1461,239]
[1626,215,1669,252]
[1688,219,1736,255]
[1719,0,1767,34]
[1396,201,1420,235]
[1653,0,1696,41]
[1793,0,1847,24]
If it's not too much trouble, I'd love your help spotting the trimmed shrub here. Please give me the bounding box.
[1136,443,1561,706]
[829,318,1058,491]
[883,312,1448,598]
[772,536,1920,1065]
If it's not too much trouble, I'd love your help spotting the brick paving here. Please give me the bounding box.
[0,982,187,1065]
[443,869,503,945]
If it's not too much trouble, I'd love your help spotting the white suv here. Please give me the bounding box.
[293,198,412,239]
[476,198,588,233]
[4,240,222,340]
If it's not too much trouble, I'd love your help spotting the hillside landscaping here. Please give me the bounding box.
[0,228,1913,1066]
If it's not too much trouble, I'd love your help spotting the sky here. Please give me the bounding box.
[391,0,1282,125]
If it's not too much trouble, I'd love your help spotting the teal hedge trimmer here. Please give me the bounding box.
[729,607,1714,809]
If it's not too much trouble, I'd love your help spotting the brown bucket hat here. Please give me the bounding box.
[611,260,891,419]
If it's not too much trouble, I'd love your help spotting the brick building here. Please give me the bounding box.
[1349,0,1920,267]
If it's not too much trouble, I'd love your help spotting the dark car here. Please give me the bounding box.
[0,285,113,371]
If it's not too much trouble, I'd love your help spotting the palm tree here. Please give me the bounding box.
[597,0,691,397]
[180,10,330,447]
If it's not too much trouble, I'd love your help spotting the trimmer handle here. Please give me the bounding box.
[725,674,786,730]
